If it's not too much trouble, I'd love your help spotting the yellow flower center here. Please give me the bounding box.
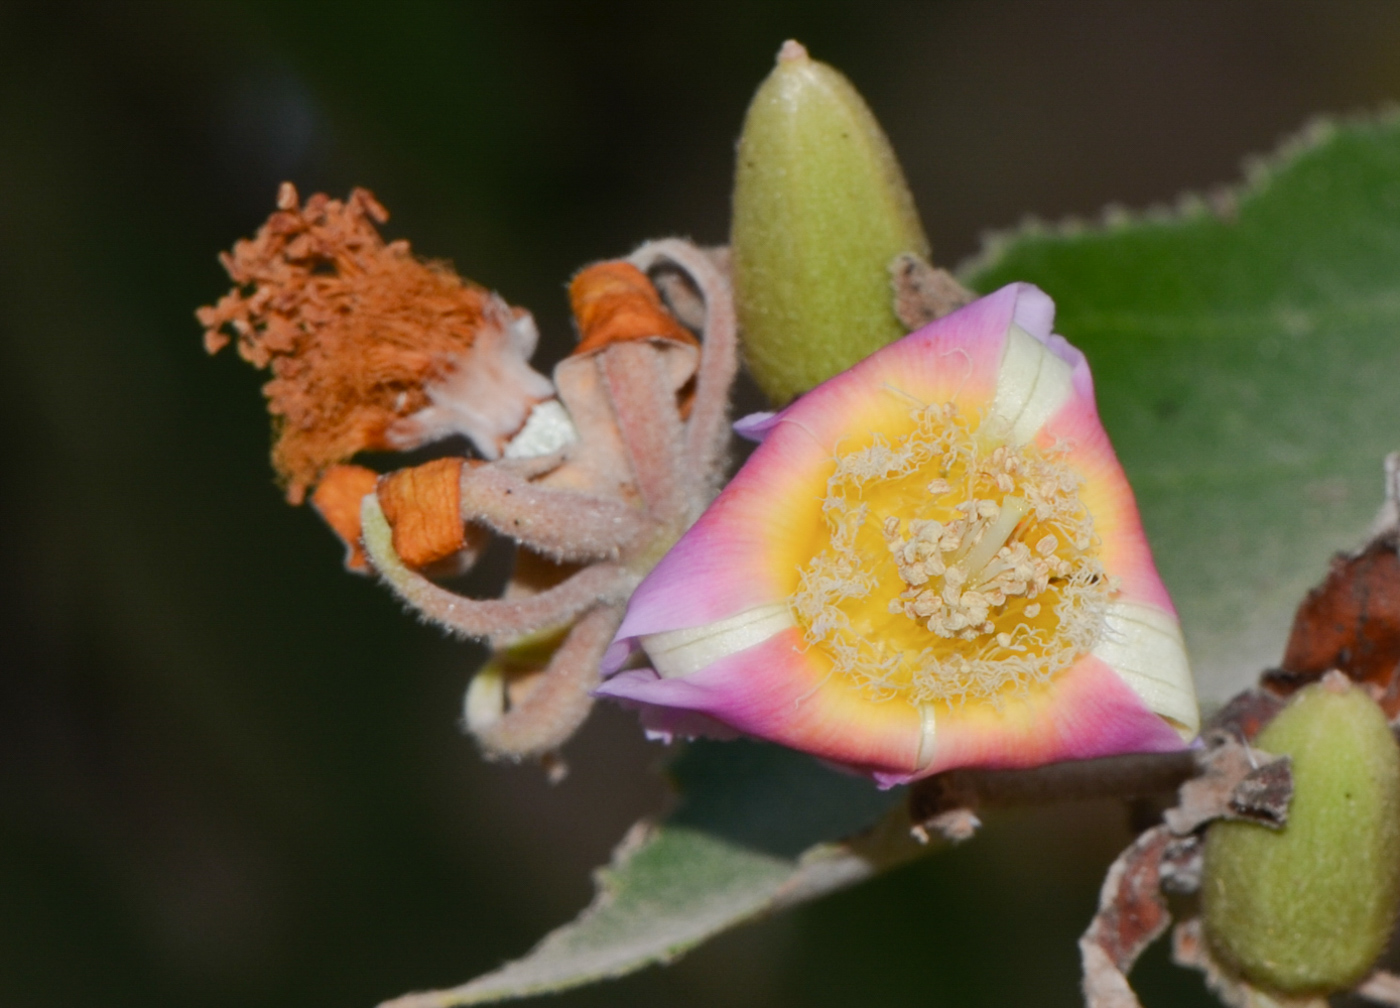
[790,403,1111,704]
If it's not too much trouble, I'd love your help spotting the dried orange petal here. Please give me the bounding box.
[310,464,380,571]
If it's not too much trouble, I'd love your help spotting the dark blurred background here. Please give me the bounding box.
[4,2,1400,1006]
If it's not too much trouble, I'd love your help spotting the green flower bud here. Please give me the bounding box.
[1203,675,1400,996]
[731,40,930,405]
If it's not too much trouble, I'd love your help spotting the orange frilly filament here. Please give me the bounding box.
[197,183,552,504]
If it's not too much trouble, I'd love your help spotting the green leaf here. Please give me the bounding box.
[965,115,1400,703]
[380,742,919,1007]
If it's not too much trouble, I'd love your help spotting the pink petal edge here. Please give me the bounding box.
[872,656,1187,786]
[598,628,926,779]
[1036,370,1176,615]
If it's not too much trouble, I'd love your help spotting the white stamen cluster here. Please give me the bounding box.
[790,403,1111,704]
[883,496,1068,640]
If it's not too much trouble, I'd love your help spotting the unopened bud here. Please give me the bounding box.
[731,41,930,404]
[1203,674,1400,995]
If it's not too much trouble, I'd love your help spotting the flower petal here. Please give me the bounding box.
[1092,600,1198,739]
[602,283,1198,780]
[1003,308,1199,737]
[872,654,1188,787]
[1036,366,1174,613]
[733,411,779,442]
[598,627,928,778]
[599,631,1185,787]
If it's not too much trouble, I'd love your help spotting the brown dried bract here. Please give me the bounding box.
[1080,825,1174,1008]
[1227,758,1293,828]
[1267,536,1400,717]
[198,183,497,503]
[889,251,976,331]
[1164,737,1291,836]
[1205,687,1287,744]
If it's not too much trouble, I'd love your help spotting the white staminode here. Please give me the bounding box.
[388,300,557,459]
[1091,600,1200,739]
[504,399,579,459]
[988,324,1074,446]
[642,603,796,680]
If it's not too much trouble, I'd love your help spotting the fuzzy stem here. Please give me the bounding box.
[362,494,636,639]
[628,239,738,490]
[459,463,645,563]
[469,604,625,761]
[601,341,688,521]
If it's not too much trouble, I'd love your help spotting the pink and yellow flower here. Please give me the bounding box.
[596,283,1198,786]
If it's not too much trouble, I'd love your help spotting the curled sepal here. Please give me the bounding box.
[731,40,931,405]
[465,607,624,766]
[379,457,489,572]
[361,493,636,640]
[310,464,380,571]
[1203,672,1400,997]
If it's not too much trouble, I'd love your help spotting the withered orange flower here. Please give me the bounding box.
[197,183,550,503]
[204,187,738,767]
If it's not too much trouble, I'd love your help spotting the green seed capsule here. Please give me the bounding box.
[1203,676,1400,996]
[731,40,930,405]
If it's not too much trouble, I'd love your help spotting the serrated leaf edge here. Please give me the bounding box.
[958,105,1400,283]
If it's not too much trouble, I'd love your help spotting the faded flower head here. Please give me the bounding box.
[599,283,1199,785]
[201,188,740,764]
[197,183,550,503]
